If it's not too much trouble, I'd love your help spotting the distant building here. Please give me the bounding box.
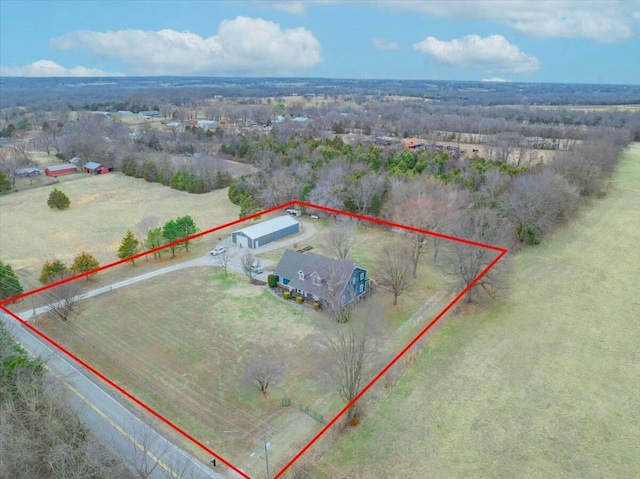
[44,164,78,177]
[292,117,309,123]
[231,215,300,249]
[83,162,110,175]
[16,167,40,177]
[137,111,160,119]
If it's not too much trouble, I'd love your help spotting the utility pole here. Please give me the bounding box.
[250,428,272,479]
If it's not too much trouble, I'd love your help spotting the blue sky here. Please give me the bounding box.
[1,0,639,84]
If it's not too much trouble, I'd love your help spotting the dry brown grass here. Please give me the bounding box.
[0,172,239,285]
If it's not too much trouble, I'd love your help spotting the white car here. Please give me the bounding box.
[210,246,226,256]
[251,263,264,274]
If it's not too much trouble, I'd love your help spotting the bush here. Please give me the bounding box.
[47,188,70,210]
[267,274,277,288]
[283,291,291,300]
[313,302,320,311]
[296,296,304,304]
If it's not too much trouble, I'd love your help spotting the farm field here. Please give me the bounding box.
[0,172,239,286]
[319,144,640,478]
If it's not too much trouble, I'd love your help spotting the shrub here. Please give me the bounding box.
[47,188,70,210]
[267,274,277,288]
[283,291,291,300]
[296,296,304,304]
[313,302,320,311]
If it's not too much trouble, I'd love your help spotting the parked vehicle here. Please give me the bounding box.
[210,246,226,256]
[251,263,264,274]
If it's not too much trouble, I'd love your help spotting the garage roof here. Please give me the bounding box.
[236,215,299,240]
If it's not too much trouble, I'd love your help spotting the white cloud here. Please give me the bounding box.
[413,34,539,74]
[50,16,322,75]
[371,37,399,51]
[0,60,122,77]
[381,0,636,43]
[268,1,307,15]
[482,77,507,82]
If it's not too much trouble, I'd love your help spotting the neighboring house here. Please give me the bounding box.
[274,250,367,307]
[16,167,40,177]
[69,157,82,165]
[83,162,110,174]
[232,215,300,249]
[138,111,160,119]
[44,164,78,177]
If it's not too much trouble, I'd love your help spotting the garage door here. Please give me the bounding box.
[235,234,249,248]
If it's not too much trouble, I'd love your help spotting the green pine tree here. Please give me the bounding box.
[175,215,199,252]
[0,170,11,193]
[117,230,140,264]
[162,219,182,257]
[0,261,24,300]
[47,188,70,210]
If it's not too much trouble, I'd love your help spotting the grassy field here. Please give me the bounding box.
[0,172,239,285]
[29,213,456,476]
[317,144,640,478]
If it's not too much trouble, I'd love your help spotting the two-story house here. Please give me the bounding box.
[274,250,367,307]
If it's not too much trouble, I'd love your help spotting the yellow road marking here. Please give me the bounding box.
[65,380,183,478]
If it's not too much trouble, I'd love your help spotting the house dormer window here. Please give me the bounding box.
[298,270,305,281]
[311,273,321,286]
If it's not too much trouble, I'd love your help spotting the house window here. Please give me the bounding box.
[298,270,305,281]
[359,283,364,293]
[312,274,321,286]
[352,277,356,285]
[360,272,364,280]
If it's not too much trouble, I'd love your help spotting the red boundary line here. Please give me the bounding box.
[0,201,507,478]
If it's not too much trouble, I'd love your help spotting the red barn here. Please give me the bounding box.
[83,162,110,174]
[44,164,78,177]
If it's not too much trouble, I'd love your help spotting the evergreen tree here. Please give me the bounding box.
[175,215,199,252]
[70,251,100,279]
[117,230,140,264]
[162,219,182,257]
[0,261,24,300]
[0,170,11,193]
[47,188,70,210]
[39,259,68,284]
[144,227,166,259]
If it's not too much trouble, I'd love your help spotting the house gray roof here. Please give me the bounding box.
[235,215,299,240]
[275,250,356,300]
[84,161,102,170]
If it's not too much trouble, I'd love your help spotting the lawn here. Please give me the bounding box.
[317,144,640,478]
[27,209,458,477]
[34,266,332,476]
[0,172,239,286]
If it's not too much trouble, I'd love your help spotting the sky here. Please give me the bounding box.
[0,0,639,84]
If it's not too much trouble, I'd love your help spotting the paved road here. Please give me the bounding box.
[0,312,227,479]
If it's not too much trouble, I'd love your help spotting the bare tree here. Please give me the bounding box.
[243,359,285,397]
[344,172,387,215]
[215,243,236,277]
[499,168,576,245]
[240,252,261,283]
[377,243,413,306]
[443,207,511,302]
[324,216,357,260]
[48,278,81,321]
[323,302,378,423]
[0,143,33,188]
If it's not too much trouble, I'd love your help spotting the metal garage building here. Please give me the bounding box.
[232,215,300,249]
